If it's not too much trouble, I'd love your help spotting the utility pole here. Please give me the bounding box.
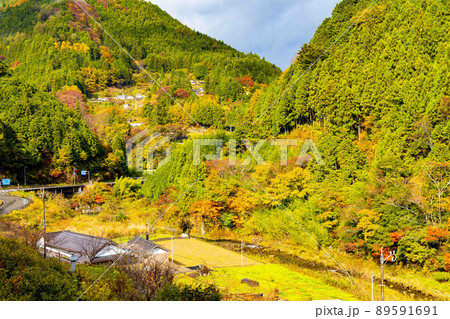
[380,246,397,301]
[371,275,374,301]
[24,166,27,187]
[241,240,244,267]
[380,247,385,301]
[171,236,174,263]
[73,163,77,185]
[42,188,47,259]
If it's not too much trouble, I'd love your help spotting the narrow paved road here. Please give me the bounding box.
[0,190,30,215]
[0,180,125,215]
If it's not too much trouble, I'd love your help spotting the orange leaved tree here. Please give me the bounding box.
[189,200,224,235]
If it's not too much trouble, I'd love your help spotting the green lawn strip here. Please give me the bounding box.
[179,264,358,301]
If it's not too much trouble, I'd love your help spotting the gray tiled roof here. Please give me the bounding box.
[46,230,115,255]
[126,236,167,252]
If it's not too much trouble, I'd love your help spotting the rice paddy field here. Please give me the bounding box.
[157,238,260,268]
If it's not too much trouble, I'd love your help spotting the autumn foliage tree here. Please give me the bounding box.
[389,232,404,244]
[237,76,255,87]
[189,200,224,234]
[425,227,449,247]
[173,88,190,99]
[157,86,171,97]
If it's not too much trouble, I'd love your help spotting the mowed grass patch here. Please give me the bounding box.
[179,264,358,301]
[157,238,260,268]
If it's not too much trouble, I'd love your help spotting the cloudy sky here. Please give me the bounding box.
[150,0,341,70]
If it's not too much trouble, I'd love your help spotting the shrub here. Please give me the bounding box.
[433,272,450,283]
[342,240,364,253]
[425,227,449,247]
[0,237,81,300]
[444,253,450,272]
[155,284,222,301]
[397,237,437,265]
[173,88,190,99]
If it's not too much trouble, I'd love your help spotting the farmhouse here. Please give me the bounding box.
[88,97,108,103]
[125,236,168,256]
[37,230,126,264]
[114,95,135,101]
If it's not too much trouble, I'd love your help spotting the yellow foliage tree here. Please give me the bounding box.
[264,167,311,206]
[356,209,381,241]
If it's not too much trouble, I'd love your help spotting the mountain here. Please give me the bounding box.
[0,0,281,183]
[0,0,280,94]
[1,0,449,299]
[251,0,449,145]
[141,0,450,271]
[0,72,105,182]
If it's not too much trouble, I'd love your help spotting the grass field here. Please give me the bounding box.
[157,238,261,268]
[155,239,357,300]
[179,264,358,301]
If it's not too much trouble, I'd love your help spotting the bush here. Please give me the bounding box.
[0,237,82,300]
[113,177,142,199]
[155,284,222,301]
[433,272,450,283]
[397,237,436,265]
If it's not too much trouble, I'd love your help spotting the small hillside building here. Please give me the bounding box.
[38,230,126,264]
[124,236,168,256]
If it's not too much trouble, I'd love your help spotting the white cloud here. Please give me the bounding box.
[148,0,341,69]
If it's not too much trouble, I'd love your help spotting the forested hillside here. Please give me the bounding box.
[141,0,450,272]
[0,65,105,182]
[0,0,280,94]
[1,0,449,301]
[251,0,449,138]
[0,0,281,183]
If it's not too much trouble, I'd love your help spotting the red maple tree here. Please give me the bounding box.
[237,76,255,87]
[173,88,190,99]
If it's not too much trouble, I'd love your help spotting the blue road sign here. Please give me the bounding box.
[2,179,11,186]
[81,171,88,176]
